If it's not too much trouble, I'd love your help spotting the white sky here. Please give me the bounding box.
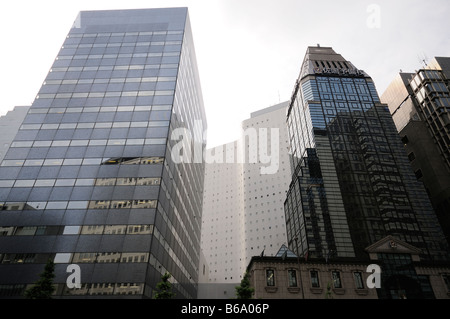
[0,0,448,148]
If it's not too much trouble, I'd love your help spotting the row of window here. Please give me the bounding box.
[0,224,153,236]
[265,269,366,289]
[62,41,181,51]
[8,138,166,151]
[0,199,157,211]
[37,90,174,100]
[56,51,181,61]
[57,50,179,60]
[0,251,150,265]
[1,154,165,167]
[43,76,177,88]
[51,64,177,74]
[0,177,161,188]
[0,282,145,297]
[64,282,145,296]
[26,105,172,115]
[67,30,183,38]
[19,120,169,131]
[0,282,146,297]
[42,76,176,86]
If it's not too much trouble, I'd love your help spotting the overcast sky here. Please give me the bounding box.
[0,0,448,148]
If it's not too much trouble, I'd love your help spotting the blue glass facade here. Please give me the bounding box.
[0,8,206,299]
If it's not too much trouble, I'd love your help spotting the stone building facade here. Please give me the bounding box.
[246,255,378,299]
[246,237,450,299]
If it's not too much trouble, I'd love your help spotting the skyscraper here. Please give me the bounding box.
[381,57,450,246]
[199,102,292,298]
[0,8,206,299]
[284,46,449,265]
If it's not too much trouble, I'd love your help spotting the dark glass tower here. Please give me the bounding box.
[0,8,206,299]
[381,58,450,247]
[284,46,449,263]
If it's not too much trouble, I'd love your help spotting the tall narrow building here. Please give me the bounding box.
[284,46,449,265]
[200,102,291,298]
[0,8,206,299]
[381,57,450,246]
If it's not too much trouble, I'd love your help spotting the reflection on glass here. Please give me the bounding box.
[0,224,153,236]
[111,200,132,209]
[121,252,149,263]
[137,177,160,186]
[127,225,153,234]
[1,253,36,264]
[54,253,72,263]
[102,157,164,165]
[70,252,149,264]
[81,225,105,234]
[63,282,144,296]
[0,202,40,211]
[63,226,81,235]
[0,227,15,236]
[95,178,116,186]
[88,199,157,209]
[80,224,153,235]
[104,225,127,234]
[88,200,111,209]
[14,227,37,236]
[96,252,121,263]
[116,178,136,186]
[72,252,97,263]
[131,200,157,209]
[95,177,161,186]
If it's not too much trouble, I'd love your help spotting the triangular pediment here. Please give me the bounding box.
[365,235,422,255]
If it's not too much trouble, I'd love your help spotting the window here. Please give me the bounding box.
[414,169,423,179]
[288,270,298,287]
[266,269,275,287]
[331,271,342,288]
[401,135,409,145]
[353,272,365,289]
[310,270,320,287]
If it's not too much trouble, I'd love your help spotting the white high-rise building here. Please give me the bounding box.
[200,101,292,297]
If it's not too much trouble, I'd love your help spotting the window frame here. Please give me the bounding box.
[266,269,275,287]
[353,271,365,289]
[287,269,298,288]
[331,270,342,289]
[310,270,320,288]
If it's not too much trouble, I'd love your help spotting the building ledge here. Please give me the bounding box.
[355,289,369,296]
[333,288,345,295]
[310,287,323,294]
[265,287,278,293]
[287,287,301,294]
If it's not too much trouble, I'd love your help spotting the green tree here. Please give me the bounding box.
[325,281,333,299]
[154,272,175,299]
[235,272,254,299]
[24,259,56,299]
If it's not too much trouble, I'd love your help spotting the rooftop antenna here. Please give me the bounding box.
[418,52,428,68]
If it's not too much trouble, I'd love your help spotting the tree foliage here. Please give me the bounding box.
[154,272,176,299]
[235,272,254,299]
[24,259,56,299]
[325,281,333,299]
